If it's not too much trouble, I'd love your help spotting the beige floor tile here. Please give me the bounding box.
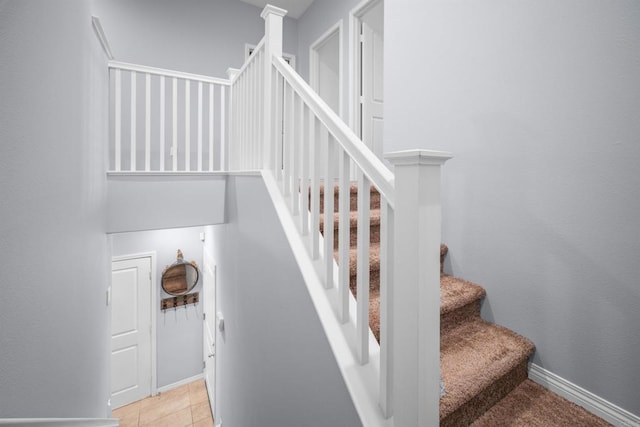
[139,383,190,410]
[112,400,140,427]
[189,379,209,404]
[191,400,213,423]
[115,379,212,427]
[139,392,191,425]
[140,406,192,427]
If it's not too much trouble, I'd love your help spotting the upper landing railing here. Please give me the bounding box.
[108,61,230,173]
[227,5,452,427]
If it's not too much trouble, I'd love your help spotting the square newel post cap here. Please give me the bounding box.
[261,4,288,19]
[385,149,453,166]
[226,68,240,80]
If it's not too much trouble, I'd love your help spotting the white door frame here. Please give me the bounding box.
[111,252,158,399]
[202,245,217,420]
[349,0,383,137]
[309,20,344,120]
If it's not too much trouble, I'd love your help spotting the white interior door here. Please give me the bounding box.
[111,256,152,409]
[202,247,216,418]
[361,2,384,158]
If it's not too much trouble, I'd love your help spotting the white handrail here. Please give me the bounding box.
[272,56,395,208]
[231,37,266,85]
[109,61,231,86]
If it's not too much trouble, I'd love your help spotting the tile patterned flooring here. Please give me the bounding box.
[113,379,214,427]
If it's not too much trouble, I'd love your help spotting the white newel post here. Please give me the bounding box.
[386,150,452,427]
[261,5,286,171]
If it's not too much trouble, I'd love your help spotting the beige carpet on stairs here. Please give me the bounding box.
[317,183,611,426]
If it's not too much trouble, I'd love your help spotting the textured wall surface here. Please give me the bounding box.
[208,176,362,427]
[0,0,111,417]
[385,0,640,415]
[93,0,298,78]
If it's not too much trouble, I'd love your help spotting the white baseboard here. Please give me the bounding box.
[157,373,204,394]
[529,363,640,427]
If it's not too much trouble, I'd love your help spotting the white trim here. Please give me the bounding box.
[111,252,158,397]
[529,363,640,427]
[157,373,205,394]
[91,16,114,60]
[245,43,296,70]
[348,0,383,136]
[0,419,118,427]
[107,171,261,177]
[108,61,231,86]
[309,20,344,120]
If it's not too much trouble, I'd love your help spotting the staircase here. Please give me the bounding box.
[320,184,612,426]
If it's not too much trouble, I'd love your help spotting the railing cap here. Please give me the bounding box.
[385,149,453,166]
[261,4,288,19]
[226,67,240,79]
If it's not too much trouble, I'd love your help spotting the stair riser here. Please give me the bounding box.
[441,361,529,426]
[441,301,482,332]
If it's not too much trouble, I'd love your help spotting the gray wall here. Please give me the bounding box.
[107,175,227,233]
[208,176,361,427]
[110,227,206,388]
[385,0,640,415]
[0,0,111,417]
[93,0,299,78]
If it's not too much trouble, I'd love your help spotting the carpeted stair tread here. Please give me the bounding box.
[440,317,535,422]
[470,379,613,427]
[440,275,486,316]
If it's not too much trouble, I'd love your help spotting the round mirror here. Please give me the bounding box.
[162,250,199,296]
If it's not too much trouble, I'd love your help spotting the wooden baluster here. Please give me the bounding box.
[356,171,371,364]
[130,71,137,171]
[172,77,178,172]
[379,197,394,417]
[160,76,165,172]
[310,116,321,260]
[323,132,335,289]
[209,83,214,171]
[274,72,284,181]
[282,83,292,196]
[338,147,351,323]
[220,85,226,171]
[114,68,121,172]
[300,103,310,235]
[197,81,203,172]
[145,73,151,172]
[185,79,191,171]
[291,92,300,215]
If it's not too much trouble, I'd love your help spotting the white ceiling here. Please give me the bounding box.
[234,0,315,19]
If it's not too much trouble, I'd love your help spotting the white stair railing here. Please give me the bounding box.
[108,62,230,173]
[230,5,452,426]
[227,36,267,170]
